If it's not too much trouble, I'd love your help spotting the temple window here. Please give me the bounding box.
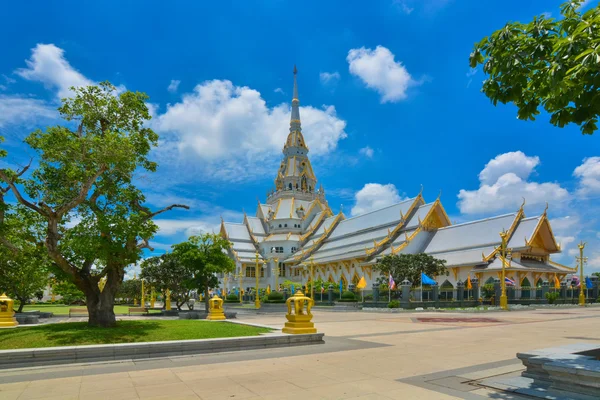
[291,247,297,252]
[288,183,292,190]
[279,262,286,277]
[246,267,255,278]
[279,224,282,228]
[284,224,288,227]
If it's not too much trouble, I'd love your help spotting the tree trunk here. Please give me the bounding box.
[76,266,123,328]
[204,284,209,312]
[16,299,25,313]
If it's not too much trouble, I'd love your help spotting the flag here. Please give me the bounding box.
[466,275,472,290]
[389,273,396,290]
[505,277,515,286]
[235,287,239,296]
[291,285,295,295]
[339,278,343,293]
[554,275,561,289]
[357,276,367,289]
[586,276,593,288]
[321,285,325,293]
[266,285,271,295]
[421,272,437,286]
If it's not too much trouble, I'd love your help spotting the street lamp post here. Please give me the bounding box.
[499,230,511,311]
[577,241,587,306]
[223,273,229,297]
[254,251,261,309]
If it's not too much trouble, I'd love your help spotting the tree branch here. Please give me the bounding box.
[145,204,190,220]
[56,164,107,217]
[0,170,45,215]
[137,238,154,251]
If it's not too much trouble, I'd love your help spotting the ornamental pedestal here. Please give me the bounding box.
[207,295,226,320]
[282,291,316,334]
[0,293,18,328]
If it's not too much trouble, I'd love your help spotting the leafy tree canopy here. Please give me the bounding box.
[141,253,193,310]
[0,82,188,327]
[374,253,448,286]
[171,233,235,311]
[470,1,600,134]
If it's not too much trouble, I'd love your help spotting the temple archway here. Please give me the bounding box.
[440,280,453,300]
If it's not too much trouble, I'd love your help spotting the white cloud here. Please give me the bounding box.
[274,88,284,94]
[351,183,404,216]
[458,151,569,214]
[466,68,477,78]
[392,1,414,14]
[320,71,340,85]
[574,157,600,196]
[478,151,540,185]
[16,44,94,99]
[0,95,56,128]
[541,11,552,18]
[153,79,347,181]
[359,146,374,158]
[167,79,180,93]
[347,45,421,103]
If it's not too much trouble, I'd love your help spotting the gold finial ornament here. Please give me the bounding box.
[520,197,526,209]
[282,291,316,334]
[418,184,424,197]
[293,65,298,75]
[207,295,226,320]
[0,293,18,328]
[543,202,549,215]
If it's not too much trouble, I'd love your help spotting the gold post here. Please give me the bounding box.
[255,251,261,309]
[309,257,315,300]
[238,270,243,304]
[223,274,229,297]
[165,289,171,311]
[141,279,145,307]
[274,258,280,290]
[499,231,508,310]
[577,241,587,306]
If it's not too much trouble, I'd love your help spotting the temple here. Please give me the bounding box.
[219,67,574,293]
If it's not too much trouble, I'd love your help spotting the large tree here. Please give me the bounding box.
[470,1,600,134]
[0,82,188,327]
[172,234,235,312]
[141,253,192,310]
[374,253,448,286]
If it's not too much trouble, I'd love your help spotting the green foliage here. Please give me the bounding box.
[545,291,560,304]
[338,291,357,302]
[53,280,85,305]
[388,300,400,309]
[226,294,239,302]
[141,253,193,310]
[172,233,235,311]
[374,253,447,286]
[470,1,600,134]
[116,279,141,303]
[481,284,495,300]
[268,291,284,301]
[281,280,302,291]
[0,81,188,327]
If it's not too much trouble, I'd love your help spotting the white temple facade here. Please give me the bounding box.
[219,68,574,293]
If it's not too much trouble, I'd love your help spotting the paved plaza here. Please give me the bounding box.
[0,307,599,399]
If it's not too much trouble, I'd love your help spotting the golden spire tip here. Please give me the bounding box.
[293,65,297,75]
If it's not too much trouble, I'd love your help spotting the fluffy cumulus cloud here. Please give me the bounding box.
[167,79,180,93]
[359,146,374,158]
[574,157,600,196]
[154,79,347,181]
[347,45,420,103]
[458,151,570,214]
[319,71,340,85]
[351,183,404,216]
[16,44,94,99]
[0,95,56,128]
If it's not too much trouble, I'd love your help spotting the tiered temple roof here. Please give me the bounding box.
[219,67,573,284]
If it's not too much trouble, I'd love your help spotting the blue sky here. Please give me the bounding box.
[1,0,599,274]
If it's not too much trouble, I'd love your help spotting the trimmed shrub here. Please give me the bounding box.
[268,291,284,301]
[545,291,560,304]
[225,294,239,302]
[338,291,357,302]
[388,300,400,308]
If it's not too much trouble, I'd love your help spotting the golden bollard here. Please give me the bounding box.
[207,295,226,320]
[0,293,18,328]
[282,290,316,334]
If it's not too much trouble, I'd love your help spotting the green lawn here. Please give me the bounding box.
[20,304,161,315]
[0,320,272,350]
